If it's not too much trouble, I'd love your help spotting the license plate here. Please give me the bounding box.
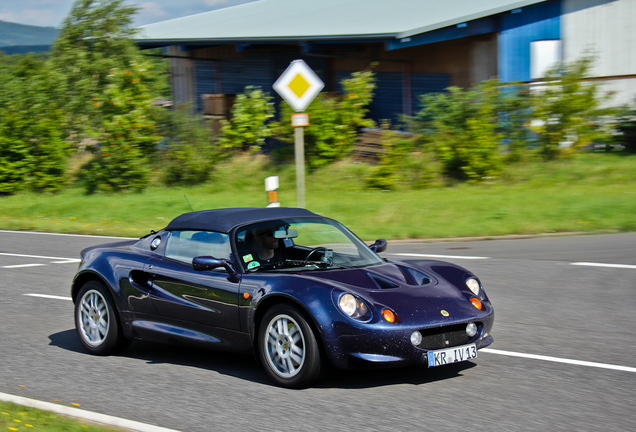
[427,344,477,367]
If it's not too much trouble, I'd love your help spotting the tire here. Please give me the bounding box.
[75,280,129,355]
[258,305,321,389]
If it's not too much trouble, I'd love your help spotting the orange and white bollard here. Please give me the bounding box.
[265,176,280,207]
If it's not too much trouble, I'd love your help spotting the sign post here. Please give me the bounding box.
[273,60,324,208]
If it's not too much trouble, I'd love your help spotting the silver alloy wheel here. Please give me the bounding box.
[78,289,110,347]
[264,313,306,378]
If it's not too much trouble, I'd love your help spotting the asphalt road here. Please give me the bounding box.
[1,230,635,432]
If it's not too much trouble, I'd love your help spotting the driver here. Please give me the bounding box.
[252,226,283,263]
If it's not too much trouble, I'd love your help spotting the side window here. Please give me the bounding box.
[165,231,231,264]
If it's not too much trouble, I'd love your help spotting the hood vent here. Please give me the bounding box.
[396,265,432,286]
[367,272,401,289]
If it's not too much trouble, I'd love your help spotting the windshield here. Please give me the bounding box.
[235,217,384,272]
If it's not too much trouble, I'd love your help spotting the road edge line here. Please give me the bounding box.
[0,392,182,432]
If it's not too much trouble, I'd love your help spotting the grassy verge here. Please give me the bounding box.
[0,153,634,240]
[0,401,124,432]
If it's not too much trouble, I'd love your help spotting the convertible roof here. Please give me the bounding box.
[165,207,320,233]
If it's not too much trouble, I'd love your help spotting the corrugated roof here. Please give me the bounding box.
[137,0,547,44]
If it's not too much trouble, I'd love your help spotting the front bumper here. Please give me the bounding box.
[323,312,495,370]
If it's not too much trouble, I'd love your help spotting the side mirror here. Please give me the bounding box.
[192,256,239,282]
[369,239,387,253]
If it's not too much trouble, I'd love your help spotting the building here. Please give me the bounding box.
[136,0,636,123]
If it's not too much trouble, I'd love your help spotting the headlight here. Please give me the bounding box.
[338,293,369,320]
[466,277,481,296]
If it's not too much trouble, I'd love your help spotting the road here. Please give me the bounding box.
[1,230,635,432]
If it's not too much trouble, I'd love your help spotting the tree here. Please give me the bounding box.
[50,0,145,138]
[81,62,159,193]
[49,0,165,193]
[0,54,69,194]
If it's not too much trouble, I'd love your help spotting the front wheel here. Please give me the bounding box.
[258,305,321,388]
[75,280,129,355]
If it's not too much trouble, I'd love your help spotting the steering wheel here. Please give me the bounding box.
[305,247,327,261]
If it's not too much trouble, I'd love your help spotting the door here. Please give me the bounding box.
[145,230,241,331]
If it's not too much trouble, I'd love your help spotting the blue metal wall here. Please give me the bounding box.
[195,53,328,113]
[337,71,449,124]
[498,0,561,82]
[194,60,218,111]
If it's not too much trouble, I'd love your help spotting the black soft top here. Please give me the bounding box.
[164,207,320,233]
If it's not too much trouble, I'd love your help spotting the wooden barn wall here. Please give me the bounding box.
[331,35,496,89]
[168,46,195,111]
[172,33,497,120]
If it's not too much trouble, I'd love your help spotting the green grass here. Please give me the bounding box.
[0,153,634,240]
[0,401,124,432]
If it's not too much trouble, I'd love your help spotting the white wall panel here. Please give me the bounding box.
[562,0,636,76]
[563,0,636,107]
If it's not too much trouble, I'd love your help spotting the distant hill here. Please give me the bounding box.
[0,21,59,52]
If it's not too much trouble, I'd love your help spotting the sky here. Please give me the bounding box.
[0,0,255,28]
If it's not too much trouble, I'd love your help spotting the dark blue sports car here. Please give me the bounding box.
[72,207,494,388]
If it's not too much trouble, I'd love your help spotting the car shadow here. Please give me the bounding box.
[48,329,269,384]
[49,329,477,389]
[317,361,477,389]
[48,329,88,353]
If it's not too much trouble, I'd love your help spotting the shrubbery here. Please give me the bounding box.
[219,86,276,153]
[0,54,70,194]
[0,0,629,198]
[156,107,219,186]
[275,70,376,169]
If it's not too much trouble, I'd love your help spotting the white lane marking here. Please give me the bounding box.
[0,252,80,262]
[571,262,636,270]
[482,348,636,373]
[0,229,132,240]
[392,253,490,260]
[0,252,80,268]
[0,392,183,432]
[24,293,72,301]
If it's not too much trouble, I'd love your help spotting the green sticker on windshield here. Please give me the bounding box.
[243,254,253,263]
[247,261,260,270]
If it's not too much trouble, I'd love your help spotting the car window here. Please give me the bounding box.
[165,230,231,264]
[293,223,359,256]
[236,217,384,272]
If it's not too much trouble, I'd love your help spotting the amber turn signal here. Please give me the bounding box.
[382,308,397,323]
[470,297,484,310]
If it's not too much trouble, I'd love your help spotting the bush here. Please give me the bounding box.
[530,56,615,159]
[365,128,441,190]
[156,107,219,185]
[275,70,376,169]
[414,80,503,182]
[614,105,636,153]
[219,86,275,153]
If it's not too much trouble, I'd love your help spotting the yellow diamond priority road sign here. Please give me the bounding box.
[273,59,324,112]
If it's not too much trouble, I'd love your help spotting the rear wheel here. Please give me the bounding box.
[258,305,321,388]
[75,280,129,355]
